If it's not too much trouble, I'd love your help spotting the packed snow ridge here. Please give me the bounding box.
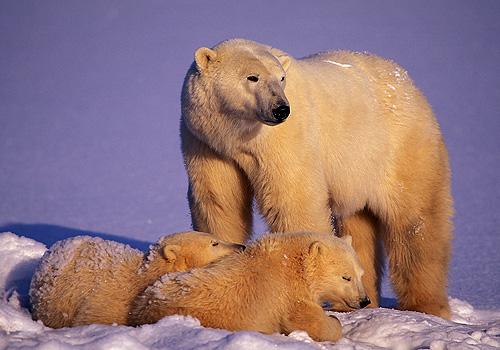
[0,232,498,350]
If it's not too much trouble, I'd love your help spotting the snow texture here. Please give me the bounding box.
[1,233,499,350]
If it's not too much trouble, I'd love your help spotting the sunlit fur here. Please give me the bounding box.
[130,232,365,342]
[181,39,453,318]
[30,231,243,328]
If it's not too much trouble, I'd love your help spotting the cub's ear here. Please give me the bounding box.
[271,47,291,72]
[194,47,217,72]
[341,235,353,247]
[309,241,326,258]
[162,244,181,263]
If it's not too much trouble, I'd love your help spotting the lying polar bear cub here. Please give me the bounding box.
[30,231,244,328]
[130,232,368,342]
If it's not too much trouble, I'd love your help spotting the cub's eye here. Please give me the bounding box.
[247,75,259,82]
[342,276,352,282]
[211,241,219,247]
[281,76,285,82]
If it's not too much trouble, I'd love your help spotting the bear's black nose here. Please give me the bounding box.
[272,104,290,122]
[359,297,371,308]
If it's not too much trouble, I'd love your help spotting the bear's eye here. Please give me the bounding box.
[281,76,285,82]
[247,75,259,82]
[342,276,352,282]
[211,241,219,247]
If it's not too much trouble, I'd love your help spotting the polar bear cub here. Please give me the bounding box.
[129,232,368,342]
[30,231,244,328]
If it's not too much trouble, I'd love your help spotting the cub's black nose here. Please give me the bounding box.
[360,297,371,308]
[272,104,290,122]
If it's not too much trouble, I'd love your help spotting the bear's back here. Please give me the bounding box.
[30,236,142,328]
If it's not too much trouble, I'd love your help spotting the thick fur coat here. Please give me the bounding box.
[181,39,453,318]
[30,231,244,328]
[129,232,367,342]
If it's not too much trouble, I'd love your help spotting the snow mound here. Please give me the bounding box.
[0,232,498,350]
[332,302,499,349]
[0,232,47,309]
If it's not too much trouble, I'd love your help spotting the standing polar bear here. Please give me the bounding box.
[181,39,453,318]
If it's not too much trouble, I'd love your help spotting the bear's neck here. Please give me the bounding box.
[183,75,275,158]
[243,243,307,277]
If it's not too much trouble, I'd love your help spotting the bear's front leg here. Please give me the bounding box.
[253,170,333,234]
[282,301,342,342]
[181,122,253,243]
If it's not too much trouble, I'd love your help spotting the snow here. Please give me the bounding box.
[0,232,47,309]
[322,60,353,68]
[1,233,499,350]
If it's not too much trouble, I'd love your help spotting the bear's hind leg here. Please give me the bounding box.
[384,204,452,319]
[342,209,384,307]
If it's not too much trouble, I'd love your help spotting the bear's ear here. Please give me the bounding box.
[277,54,291,72]
[162,244,181,263]
[341,235,353,247]
[194,47,217,72]
[309,241,326,258]
[271,47,291,72]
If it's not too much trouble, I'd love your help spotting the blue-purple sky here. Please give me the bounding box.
[1,1,499,309]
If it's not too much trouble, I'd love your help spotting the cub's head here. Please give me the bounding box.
[190,39,292,126]
[145,231,245,273]
[305,235,370,312]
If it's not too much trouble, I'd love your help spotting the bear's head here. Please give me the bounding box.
[191,39,292,127]
[145,231,246,273]
[305,235,370,312]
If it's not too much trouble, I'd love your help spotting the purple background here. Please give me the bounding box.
[1,1,499,309]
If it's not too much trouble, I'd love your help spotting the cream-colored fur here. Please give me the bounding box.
[30,231,244,328]
[130,232,367,342]
[181,39,453,318]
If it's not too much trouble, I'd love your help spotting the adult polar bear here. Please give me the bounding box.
[180,39,452,318]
